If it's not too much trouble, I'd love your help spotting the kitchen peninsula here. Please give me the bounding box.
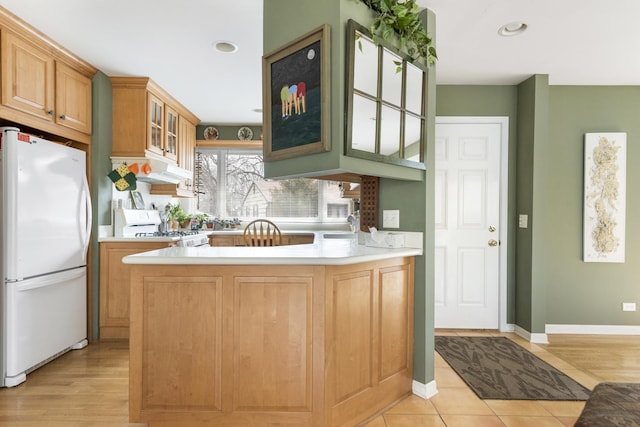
[123,235,421,426]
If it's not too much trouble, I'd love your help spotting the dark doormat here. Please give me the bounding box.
[575,382,640,426]
[435,336,591,400]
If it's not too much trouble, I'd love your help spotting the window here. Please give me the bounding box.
[196,148,349,222]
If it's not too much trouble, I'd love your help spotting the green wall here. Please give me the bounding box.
[195,125,262,141]
[514,77,536,331]
[263,0,435,385]
[262,0,423,182]
[436,85,518,324]
[90,71,113,341]
[438,78,640,333]
[376,8,436,385]
[518,75,550,334]
[544,85,640,325]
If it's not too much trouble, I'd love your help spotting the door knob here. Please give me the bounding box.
[488,239,498,247]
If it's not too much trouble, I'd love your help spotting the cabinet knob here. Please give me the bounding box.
[59,114,66,120]
[47,110,54,116]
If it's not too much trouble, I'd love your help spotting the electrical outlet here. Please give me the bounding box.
[383,210,400,228]
[622,302,637,312]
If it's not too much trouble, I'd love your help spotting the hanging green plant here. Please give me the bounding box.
[355,0,437,65]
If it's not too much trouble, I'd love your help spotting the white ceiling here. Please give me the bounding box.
[1,0,639,125]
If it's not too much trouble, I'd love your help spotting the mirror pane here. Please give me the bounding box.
[404,113,422,160]
[379,105,401,157]
[406,63,423,114]
[353,33,378,96]
[381,49,402,106]
[351,94,377,153]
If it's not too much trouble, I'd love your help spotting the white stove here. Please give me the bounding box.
[114,208,210,247]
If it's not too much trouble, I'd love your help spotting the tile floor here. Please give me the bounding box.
[363,330,590,427]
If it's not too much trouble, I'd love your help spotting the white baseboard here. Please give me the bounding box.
[501,323,515,333]
[514,325,549,344]
[412,380,438,399]
[546,324,640,335]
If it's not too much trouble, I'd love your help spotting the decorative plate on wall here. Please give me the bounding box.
[203,126,219,140]
[237,126,253,141]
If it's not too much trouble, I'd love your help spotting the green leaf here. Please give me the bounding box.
[392,5,408,18]
[398,36,407,50]
[356,0,438,65]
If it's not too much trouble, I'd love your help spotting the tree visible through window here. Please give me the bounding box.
[197,148,348,222]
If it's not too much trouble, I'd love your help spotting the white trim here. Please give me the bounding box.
[501,323,515,333]
[435,116,510,331]
[546,324,640,335]
[514,325,549,344]
[412,380,438,399]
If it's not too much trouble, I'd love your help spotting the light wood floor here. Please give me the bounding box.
[0,332,639,426]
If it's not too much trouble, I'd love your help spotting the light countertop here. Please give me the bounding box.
[97,229,314,243]
[122,231,422,266]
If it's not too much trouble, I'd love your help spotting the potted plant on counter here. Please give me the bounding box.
[194,213,209,229]
[166,203,186,231]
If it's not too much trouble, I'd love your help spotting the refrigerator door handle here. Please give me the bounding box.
[16,268,86,292]
[81,174,92,261]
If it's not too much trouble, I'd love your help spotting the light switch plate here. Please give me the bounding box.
[383,210,400,228]
[518,214,528,228]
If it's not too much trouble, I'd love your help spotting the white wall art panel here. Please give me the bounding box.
[583,132,626,263]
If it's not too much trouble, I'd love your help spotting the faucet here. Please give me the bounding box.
[347,211,360,233]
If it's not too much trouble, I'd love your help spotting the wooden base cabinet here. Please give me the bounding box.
[128,257,414,426]
[99,242,170,339]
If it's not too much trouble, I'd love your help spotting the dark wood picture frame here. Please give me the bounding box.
[263,25,330,161]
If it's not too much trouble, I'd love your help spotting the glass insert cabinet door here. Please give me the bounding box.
[345,19,428,169]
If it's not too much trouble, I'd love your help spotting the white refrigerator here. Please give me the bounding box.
[0,127,91,387]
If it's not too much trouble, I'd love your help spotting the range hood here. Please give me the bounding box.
[111,157,192,185]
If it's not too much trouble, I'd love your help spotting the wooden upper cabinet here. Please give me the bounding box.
[164,105,178,161]
[178,115,196,193]
[111,77,200,164]
[55,61,92,134]
[0,28,94,140]
[1,31,55,122]
[147,93,165,158]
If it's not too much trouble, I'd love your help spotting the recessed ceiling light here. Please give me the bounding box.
[498,22,527,37]
[214,41,238,53]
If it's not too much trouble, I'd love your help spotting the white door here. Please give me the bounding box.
[434,118,507,329]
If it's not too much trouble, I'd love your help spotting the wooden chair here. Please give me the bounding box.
[243,219,282,247]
